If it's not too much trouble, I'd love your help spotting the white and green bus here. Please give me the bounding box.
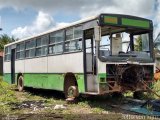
[3,13,155,98]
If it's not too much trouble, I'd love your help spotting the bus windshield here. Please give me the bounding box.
[99,30,152,62]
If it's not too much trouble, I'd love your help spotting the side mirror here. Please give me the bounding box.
[94,26,101,41]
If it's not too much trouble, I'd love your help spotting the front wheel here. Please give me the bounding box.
[18,76,24,92]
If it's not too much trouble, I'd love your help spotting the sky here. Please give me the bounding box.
[0,0,159,39]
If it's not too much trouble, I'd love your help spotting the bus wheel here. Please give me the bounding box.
[18,76,24,92]
[67,86,79,98]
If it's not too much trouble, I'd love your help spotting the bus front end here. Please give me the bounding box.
[96,14,155,95]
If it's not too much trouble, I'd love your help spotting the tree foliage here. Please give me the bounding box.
[0,34,16,52]
[134,36,142,51]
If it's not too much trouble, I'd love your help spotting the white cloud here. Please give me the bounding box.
[11,11,55,38]
[0,0,155,17]
[80,0,154,18]
[7,0,159,39]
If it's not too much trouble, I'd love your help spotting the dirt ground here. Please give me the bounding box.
[0,84,159,120]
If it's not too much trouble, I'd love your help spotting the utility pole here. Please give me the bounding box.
[0,16,2,31]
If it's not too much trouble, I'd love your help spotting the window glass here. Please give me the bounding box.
[26,40,36,49]
[49,46,53,54]
[41,35,48,45]
[66,28,73,40]
[41,46,48,56]
[16,51,24,59]
[36,38,41,47]
[20,51,24,58]
[16,44,20,51]
[17,43,25,51]
[20,43,25,50]
[74,26,83,38]
[8,47,11,54]
[64,39,82,52]
[30,40,36,48]
[5,47,8,53]
[5,46,11,61]
[25,41,30,49]
[50,31,64,44]
[65,42,70,52]
[5,54,11,61]
[5,46,11,54]
[16,42,25,59]
[36,48,41,56]
[16,52,20,59]
[30,49,35,57]
[53,43,63,54]
[25,50,29,58]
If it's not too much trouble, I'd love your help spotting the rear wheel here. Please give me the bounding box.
[64,75,79,99]
[67,86,79,98]
[18,76,24,92]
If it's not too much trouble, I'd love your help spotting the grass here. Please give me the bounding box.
[1,76,160,119]
[0,77,17,103]
[152,80,160,99]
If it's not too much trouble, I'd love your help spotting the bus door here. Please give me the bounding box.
[83,29,98,92]
[11,48,16,84]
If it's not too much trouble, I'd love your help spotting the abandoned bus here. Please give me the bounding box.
[3,14,155,98]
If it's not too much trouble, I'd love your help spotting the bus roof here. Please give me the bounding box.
[5,15,98,47]
[5,13,152,47]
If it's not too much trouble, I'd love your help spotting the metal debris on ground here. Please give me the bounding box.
[113,98,160,116]
[10,100,46,110]
[54,104,67,110]
[66,97,78,104]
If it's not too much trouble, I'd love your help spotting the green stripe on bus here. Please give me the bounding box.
[3,73,85,93]
[122,18,150,28]
[3,73,12,84]
[24,73,64,91]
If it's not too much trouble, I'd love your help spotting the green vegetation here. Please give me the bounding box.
[0,75,160,119]
[0,76,17,103]
[134,35,142,51]
[0,34,17,52]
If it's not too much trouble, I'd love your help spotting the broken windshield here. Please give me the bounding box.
[99,32,152,62]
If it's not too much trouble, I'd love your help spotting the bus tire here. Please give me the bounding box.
[18,76,24,92]
[67,86,79,98]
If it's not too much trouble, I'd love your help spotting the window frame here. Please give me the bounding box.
[64,26,83,53]
[4,46,11,61]
[35,34,49,57]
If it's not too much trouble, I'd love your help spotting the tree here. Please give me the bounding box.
[0,34,16,52]
[134,36,142,51]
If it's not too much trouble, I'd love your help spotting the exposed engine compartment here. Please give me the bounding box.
[106,64,154,92]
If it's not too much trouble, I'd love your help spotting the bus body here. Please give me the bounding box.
[3,14,155,97]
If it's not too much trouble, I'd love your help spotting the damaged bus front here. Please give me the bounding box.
[97,14,155,96]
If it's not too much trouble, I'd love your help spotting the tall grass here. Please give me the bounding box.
[0,76,17,103]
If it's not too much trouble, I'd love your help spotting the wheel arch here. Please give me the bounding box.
[63,72,78,92]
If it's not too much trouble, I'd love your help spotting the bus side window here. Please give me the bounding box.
[4,46,11,61]
[65,26,82,52]
[36,35,49,57]
[16,42,25,59]
[49,30,64,55]
[25,39,36,58]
